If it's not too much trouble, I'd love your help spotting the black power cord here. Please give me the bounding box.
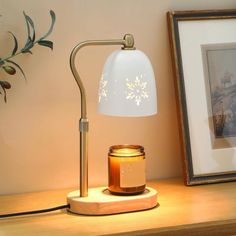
[0,204,70,218]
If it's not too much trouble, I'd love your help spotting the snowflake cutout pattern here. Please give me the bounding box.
[98,76,108,103]
[126,75,149,106]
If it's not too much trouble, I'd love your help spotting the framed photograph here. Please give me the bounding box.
[167,10,236,185]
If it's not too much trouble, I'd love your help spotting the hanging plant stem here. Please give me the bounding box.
[0,10,56,102]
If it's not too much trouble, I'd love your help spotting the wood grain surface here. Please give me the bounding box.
[1,178,236,235]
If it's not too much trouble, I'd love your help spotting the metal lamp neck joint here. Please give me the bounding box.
[122,34,136,50]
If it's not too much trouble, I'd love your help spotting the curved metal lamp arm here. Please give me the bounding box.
[70,34,135,197]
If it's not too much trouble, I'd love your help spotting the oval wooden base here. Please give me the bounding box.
[67,187,158,215]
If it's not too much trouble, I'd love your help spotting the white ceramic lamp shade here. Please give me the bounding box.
[98,49,157,117]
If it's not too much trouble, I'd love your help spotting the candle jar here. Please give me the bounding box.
[108,145,146,195]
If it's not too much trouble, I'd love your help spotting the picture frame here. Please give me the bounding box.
[167,9,236,185]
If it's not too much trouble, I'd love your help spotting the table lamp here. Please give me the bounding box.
[67,34,158,215]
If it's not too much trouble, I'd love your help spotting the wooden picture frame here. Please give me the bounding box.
[167,9,236,185]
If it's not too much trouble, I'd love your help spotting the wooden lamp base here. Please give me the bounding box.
[67,187,158,215]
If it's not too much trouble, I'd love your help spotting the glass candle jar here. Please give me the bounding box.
[108,145,146,195]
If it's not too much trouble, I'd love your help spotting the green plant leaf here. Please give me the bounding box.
[23,11,35,42]
[0,81,11,89]
[6,59,26,80]
[26,14,35,42]
[8,31,18,55]
[40,10,56,40]
[3,66,16,75]
[0,81,11,102]
[38,40,53,50]
[23,11,30,38]
[22,11,35,54]
[21,39,34,53]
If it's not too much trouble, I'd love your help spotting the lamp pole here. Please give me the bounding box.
[69,34,135,197]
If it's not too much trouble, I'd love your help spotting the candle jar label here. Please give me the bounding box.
[120,159,145,188]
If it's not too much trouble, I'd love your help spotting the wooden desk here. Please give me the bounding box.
[1,178,236,235]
